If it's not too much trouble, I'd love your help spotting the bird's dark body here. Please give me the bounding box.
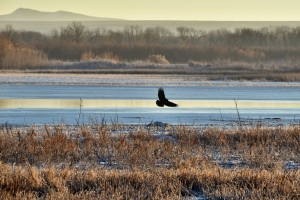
[156,88,178,107]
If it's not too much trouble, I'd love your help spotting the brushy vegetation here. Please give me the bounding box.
[2,23,300,64]
[148,54,169,64]
[0,123,300,199]
[2,22,300,81]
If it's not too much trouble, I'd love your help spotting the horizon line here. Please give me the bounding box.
[1,8,300,22]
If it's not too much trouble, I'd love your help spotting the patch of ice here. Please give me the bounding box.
[283,161,300,169]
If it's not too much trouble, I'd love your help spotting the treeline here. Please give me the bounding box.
[1,22,300,66]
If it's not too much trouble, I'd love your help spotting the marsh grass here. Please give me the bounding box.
[0,37,48,69]
[9,59,300,82]
[0,123,300,199]
[148,55,170,64]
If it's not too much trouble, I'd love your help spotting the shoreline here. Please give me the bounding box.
[1,72,300,87]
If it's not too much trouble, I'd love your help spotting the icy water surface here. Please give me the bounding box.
[1,85,300,126]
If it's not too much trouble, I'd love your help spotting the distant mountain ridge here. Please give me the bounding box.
[0,8,124,21]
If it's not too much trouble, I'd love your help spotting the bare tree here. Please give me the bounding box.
[1,24,19,44]
[49,29,60,40]
[62,21,86,44]
[143,27,160,44]
[189,28,206,44]
[176,26,190,42]
[86,27,108,44]
[123,25,143,43]
[107,30,123,44]
[275,26,290,46]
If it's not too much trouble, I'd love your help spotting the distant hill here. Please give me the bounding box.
[1,8,300,34]
[0,8,124,21]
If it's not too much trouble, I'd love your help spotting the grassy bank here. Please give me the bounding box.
[0,123,300,199]
[3,59,300,82]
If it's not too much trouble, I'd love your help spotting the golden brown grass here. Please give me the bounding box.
[148,55,169,64]
[0,124,300,199]
[0,37,48,69]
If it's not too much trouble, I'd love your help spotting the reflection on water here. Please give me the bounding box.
[1,99,300,126]
[1,99,300,108]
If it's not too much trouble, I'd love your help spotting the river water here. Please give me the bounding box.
[1,84,300,126]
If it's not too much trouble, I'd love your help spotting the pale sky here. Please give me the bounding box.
[1,0,300,21]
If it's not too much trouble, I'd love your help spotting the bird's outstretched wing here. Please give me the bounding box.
[157,87,178,107]
[164,100,178,107]
[158,88,166,101]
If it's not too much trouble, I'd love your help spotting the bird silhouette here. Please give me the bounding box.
[156,87,178,107]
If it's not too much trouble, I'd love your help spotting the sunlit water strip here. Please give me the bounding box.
[2,99,300,108]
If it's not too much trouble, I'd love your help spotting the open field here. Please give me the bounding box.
[0,122,300,199]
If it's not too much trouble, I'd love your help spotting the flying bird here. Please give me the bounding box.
[156,87,178,107]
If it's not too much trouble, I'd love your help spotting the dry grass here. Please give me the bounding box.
[148,55,169,64]
[81,51,119,62]
[0,123,300,199]
[0,37,49,69]
[22,59,300,82]
[5,58,300,82]
[187,59,300,81]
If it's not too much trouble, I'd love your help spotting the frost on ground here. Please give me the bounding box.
[1,122,300,199]
[1,73,300,87]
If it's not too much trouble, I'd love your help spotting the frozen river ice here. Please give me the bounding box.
[1,74,300,126]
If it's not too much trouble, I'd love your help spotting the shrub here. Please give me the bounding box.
[81,51,94,61]
[148,54,169,64]
[96,51,119,61]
